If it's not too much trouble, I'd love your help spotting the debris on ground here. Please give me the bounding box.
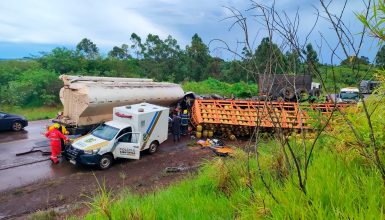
[15,146,51,156]
[196,138,234,156]
[164,165,200,173]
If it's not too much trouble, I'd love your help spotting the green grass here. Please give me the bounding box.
[81,140,385,219]
[2,105,62,121]
[28,210,57,220]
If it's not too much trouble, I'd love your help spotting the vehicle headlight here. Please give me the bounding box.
[84,149,100,155]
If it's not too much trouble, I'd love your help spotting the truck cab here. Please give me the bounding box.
[360,80,380,94]
[64,103,169,169]
[337,87,360,103]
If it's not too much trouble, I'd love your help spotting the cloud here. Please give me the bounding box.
[0,0,179,46]
[0,0,377,61]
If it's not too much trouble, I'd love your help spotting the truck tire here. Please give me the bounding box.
[296,88,309,101]
[12,121,23,131]
[280,87,295,100]
[98,154,113,170]
[148,141,159,154]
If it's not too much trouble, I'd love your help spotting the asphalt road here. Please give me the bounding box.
[0,120,190,193]
[0,120,80,192]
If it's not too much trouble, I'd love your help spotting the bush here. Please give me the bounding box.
[0,68,61,107]
[182,78,258,98]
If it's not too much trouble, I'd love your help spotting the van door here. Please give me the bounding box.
[113,132,142,160]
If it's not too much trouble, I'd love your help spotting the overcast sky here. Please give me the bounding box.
[0,0,379,63]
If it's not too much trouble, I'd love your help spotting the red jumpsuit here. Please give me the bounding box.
[45,128,68,164]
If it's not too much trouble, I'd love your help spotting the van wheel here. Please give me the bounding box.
[148,141,159,154]
[98,154,113,170]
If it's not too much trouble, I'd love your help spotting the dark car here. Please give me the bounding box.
[0,112,28,131]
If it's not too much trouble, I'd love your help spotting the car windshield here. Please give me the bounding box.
[340,92,359,100]
[91,124,119,141]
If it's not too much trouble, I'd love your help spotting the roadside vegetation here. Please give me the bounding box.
[2,105,62,121]
[182,78,258,98]
[78,87,384,219]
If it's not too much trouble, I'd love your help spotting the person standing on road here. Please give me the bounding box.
[45,123,69,164]
[49,122,69,151]
[171,112,181,142]
[180,109,189,136]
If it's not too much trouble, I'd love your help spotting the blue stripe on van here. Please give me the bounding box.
[146,111,159,134]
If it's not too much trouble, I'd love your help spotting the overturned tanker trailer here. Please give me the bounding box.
[54,75,185,134]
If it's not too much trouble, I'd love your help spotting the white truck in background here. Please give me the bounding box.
[54,75,184,134]
[360,80,381,94]
[337,87,360,103]
[64,103,169,169]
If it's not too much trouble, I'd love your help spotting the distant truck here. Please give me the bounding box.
[54,75,184,135]
[64,103,169,169]
[360,80,381,94]
[258,74,320,101]
[336,87,360,103]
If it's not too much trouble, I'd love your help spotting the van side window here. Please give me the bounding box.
[118,133,140,144]
[116,127,132,139]
[131,133,139,143]
[119,133,132,143]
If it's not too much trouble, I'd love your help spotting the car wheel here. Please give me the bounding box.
[98,154,113,170]
[148,141,159,154]
[12,122,23,131]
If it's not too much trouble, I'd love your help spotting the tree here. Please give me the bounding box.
[375,45,385,68]
[130,33,144,59]
[208,57,223,79]
[340,56,369,66]
[186,34,210,81]
[221,60,249,83]
[38,47,84,73]
[285,49,301,74]
[108,44,131,60]
[254,37,286,74]
[305,43,319,73]
[1,69,61,106]
[76,38,100,60]
[142,34,164,60]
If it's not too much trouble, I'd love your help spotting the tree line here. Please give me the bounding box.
[0,32,382,107]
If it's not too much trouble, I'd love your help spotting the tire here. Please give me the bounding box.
[98,154,113,170]
[296,88,309,101]
[280,87,295,100]
[12,121,23,131]
[148,141,159,154]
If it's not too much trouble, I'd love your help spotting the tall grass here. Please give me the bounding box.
[1,105,62,121]
[82,137,384,219]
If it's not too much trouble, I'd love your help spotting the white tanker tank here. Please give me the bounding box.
[55,75,185,134]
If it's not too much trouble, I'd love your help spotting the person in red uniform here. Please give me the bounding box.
[45,123,69,164]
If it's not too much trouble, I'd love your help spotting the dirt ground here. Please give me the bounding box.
[0,137,216,219]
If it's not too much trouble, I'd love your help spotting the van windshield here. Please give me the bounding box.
[91,124,119,141]
[340,92,359,100]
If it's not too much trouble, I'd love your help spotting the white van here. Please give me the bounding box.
[64,103,169,169]
[337,87,360,103]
